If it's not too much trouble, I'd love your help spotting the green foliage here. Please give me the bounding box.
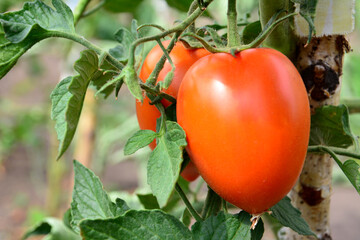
[241,21,261,44]
[0,0,75,79]
[148,121,187,207]
[103,0,144,13]
[192,211,260,240]
[270,197,315,236]
[51,50,96,159]
[124,130,157,155]
[0,0,75,43]
[165,0,193,12]
[309,105,356,148]
[23,218,80,240]
[0,33,34,79]
[341,159,360,193]
[71,160,130,233]
[80,210,192,240]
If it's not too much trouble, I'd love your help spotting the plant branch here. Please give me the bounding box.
[227,0,240,47]
[308,145,360,160]
[238,12,297,50]
[187,0,199,33]
[73,0,92,24]
[201,186,222,219]
[341,99,360,113]
[82,0,106,18]
[175,183,203,222]
[51,32,124,70]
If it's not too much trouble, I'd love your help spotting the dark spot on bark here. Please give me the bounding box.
[299,184,324,206]
[321,233,332,240]
[300,61,339,101]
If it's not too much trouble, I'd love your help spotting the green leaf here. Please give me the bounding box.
[124,130,157,155]
[148,121,187,207]
[137,193,160,209]
[310,105,356,148]
[241,21,262,44]
[0,33,34,79]
[51,50,98,159]
[270,196,315,236]
[90,60,118,99]
[201,26,226,47]
[103,0,144,13]
[109,22,143,64]
[70,160,129,233]
[0,0,75,80]
[251,218,264,240]
[80,210,192,240]
[192,211,252,240]
[0,0,75,43]
[122,65,143,100]
[23,218,80,240]
[339,159,360,193]
[165,0,193,12]
[109,27,135,62]
[181,208,192,227]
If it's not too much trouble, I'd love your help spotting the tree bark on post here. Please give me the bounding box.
[285,35,350,240]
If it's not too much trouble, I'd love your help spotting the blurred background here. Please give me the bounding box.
[0,0,359,239]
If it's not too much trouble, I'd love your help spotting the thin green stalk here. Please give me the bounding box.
[259,0,297,59]
[49,32,124,70]
[341,99,360,113]
[238,12,297,50]
[73,0,92,24]
[175,183,203,222]
[156,39,175,69]
[201,187,222,219]
[82,0,106,18]
[146,33,179,86]
[187,0,199,33]
[227,0,240,47]
[137,23,166,33]
[308,145,360,160]
[140,83,176,103]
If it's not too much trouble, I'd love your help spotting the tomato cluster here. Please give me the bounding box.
[136,40,209,181]
[137,42,310,214]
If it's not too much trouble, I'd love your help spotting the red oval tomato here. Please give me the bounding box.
[177,48,310,213]
[136,40,209,181]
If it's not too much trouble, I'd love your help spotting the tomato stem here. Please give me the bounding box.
[72,0,91,24]
[187,0,199,34]
[259,0,297,59]
[308,145,360,160]
[201,187,222,219]
[81,0,106,18]
[238,11,297,50]
[227,0,241,48]
[175,183,203,222]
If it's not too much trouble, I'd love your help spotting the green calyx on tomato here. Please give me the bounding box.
[177,48,310,214]
[136,40,209,181]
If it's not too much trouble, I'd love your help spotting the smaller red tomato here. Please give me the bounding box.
[180,161,199,182]
[136,40,209,181]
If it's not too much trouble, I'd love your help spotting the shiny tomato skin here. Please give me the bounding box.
[136,41,209,180]
[177,48,310,213]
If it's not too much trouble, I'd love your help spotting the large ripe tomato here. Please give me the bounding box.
[177,48,310,213]
[136,40,209,181]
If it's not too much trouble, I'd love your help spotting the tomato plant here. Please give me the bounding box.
[177,48,311,213]
[136,40,208,181]
[1,0,358,239]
